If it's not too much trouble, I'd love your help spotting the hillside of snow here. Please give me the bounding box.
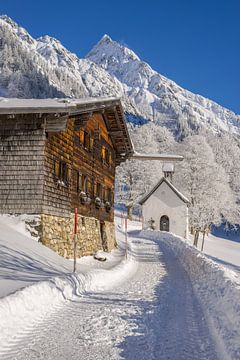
[0,217,239,359]
[87,35,240,136]
[0,15,240,137]
[0,15,239,230]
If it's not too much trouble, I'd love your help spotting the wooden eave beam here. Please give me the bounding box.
[45,114,69,132]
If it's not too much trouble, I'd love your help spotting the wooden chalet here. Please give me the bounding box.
[0,97,133,257]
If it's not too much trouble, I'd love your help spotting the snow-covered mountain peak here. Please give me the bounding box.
[0,15,19,28]
[36,35,80,68]
[87,34,141,72]
[0,16,239,135]
[99,34,112,43]
[88,35,240,134]
[0,15,36,46]
[37,35,62,46]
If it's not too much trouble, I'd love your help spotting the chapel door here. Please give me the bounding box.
[160,215,169,232]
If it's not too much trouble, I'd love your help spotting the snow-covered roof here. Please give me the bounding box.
[0,97,134,163]
[132,152,183,162]
[139,177,190,205]
[0,97,121,114]
[162,163,175,172]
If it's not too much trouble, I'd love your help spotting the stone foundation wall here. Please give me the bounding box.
[39,214,116,258]
[105,222,117,251]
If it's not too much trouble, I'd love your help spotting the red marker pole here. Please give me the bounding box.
[73,208,78,273]
[125,217,128,259]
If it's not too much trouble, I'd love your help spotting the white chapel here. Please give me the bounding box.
[139,163,190,239]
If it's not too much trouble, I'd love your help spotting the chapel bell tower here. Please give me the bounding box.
[162,162,175,182]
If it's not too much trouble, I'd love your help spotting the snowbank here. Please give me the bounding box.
[0,253,137,351]
[142,230,240,360]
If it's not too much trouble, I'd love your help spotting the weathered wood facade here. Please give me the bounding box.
[0,97,133,257]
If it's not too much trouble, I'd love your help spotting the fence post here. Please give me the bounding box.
[201,231,206,252]
[125,217,128,259]
[73,208,78,273]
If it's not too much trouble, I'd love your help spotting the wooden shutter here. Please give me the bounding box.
[101,146,105,162]
[54,160,60,178]
[90,137,94,151]
[79,129,84,144]
[67,166,71,185]
[85,176,89,193]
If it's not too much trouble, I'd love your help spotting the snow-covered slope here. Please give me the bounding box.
[0,16,137,111]
[1,15,239,136]
[0,15,239,216]
[87,35,240,135]
[0,219,239,359]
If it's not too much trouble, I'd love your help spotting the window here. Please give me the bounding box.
[79,129,84,145]
[101,146,105,162]
[77,173,88,193]
[88,178,93,196]
[105,148,110,165]
[84,132,90,150]
[79,129,93,151]
[54,160,69,186]
[76,171,82,193]
[107,188,112,202]
[101,146,111,166]
[84,175,88,193]
[96,183,102,199]
[90,138,94,151]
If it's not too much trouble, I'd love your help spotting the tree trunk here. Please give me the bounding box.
[193,230,199,247]
[127,205,133,220]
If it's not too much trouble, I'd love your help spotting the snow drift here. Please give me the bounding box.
[141,230,240,359]
[0,252,137,352]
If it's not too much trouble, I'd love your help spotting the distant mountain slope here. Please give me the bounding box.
[0,16,136,112]
[0,15,239,137]
[0,15,239,226]
[87,35,240,136]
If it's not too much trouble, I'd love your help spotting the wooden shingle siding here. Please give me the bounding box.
[0,116,45,214]
[43,113,115,221]
[43,118,74,217]
[0,108,123,220]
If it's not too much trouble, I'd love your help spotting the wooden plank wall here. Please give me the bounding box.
[43,118,74,217]
[44,113,115,221]
[0,112,117,220]
[0,115,45,214]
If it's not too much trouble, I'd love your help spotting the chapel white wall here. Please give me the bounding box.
[142,181,188,238]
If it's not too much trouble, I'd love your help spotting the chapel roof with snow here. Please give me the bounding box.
[139,177,190,205]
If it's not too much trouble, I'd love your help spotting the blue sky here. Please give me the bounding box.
[1,0,240,113]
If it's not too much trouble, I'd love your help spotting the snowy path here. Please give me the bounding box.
[2,231,220,360]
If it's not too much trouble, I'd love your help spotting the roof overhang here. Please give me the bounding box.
[0,97,134,164]
[0,97,121,114]
[132,153,183,162]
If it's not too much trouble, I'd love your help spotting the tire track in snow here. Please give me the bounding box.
[2,232,220,360]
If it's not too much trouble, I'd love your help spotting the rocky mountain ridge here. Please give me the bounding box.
[0,15,239,137]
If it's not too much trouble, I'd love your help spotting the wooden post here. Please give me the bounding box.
[121,212,124,230]
[125,217,128,259]
[73,208,78,273]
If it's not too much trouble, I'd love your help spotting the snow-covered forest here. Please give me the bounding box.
[0,15,239,237]
[116,123,240,239]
